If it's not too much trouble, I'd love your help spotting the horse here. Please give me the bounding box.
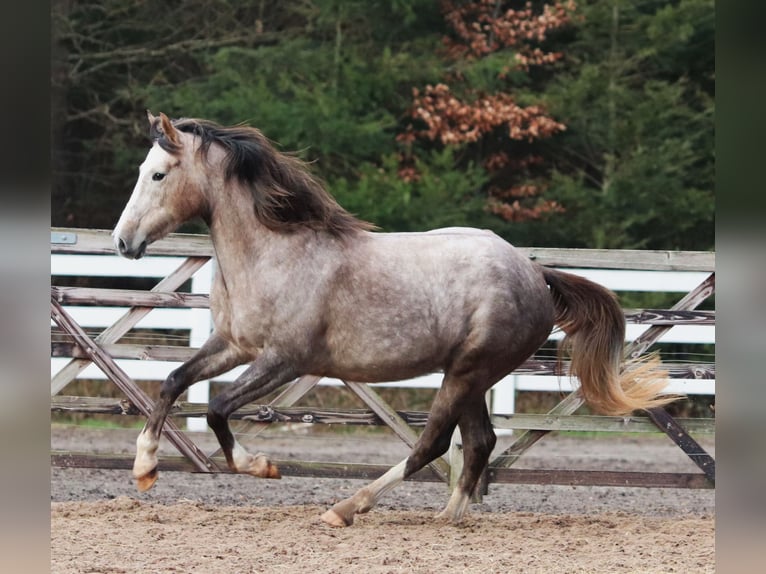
[113,111,676,527]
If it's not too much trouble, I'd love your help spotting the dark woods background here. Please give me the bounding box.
[50,0,715,418]
[51,0,713,251]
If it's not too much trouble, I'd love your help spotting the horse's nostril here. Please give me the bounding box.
[118,238,127,254]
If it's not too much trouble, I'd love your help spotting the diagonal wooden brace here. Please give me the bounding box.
[491,272,716,481]
[51,295,218,474]
[344,381,450,483]
[624,273,715,483]
[645,407,715,483]
[51,256,210,396]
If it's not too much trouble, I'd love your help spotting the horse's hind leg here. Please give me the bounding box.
[134,334,245,491]
[436,397,496,523]
[206,354,297,479]
[320,381,464,527]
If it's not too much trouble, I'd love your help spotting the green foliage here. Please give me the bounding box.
[52,0,713,252]
[52,0,444,227]
[332,148,491,231]
[139,35,442,178]
[532,0,715,250]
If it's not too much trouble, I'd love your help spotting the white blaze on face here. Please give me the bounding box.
[113,144,176,257]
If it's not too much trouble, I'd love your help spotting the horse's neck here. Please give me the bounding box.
[207,193,268,272]
[206,191,328,285]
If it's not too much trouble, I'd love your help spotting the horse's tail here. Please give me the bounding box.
[542,267,681,416]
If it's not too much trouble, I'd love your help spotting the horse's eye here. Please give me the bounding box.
[152,172,166,181]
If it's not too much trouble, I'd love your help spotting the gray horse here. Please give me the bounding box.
[113,112,675,527]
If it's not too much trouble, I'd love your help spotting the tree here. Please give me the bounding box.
[52,0,284,228]
[532,0,715,249]
[396,0,578,226]
[391,0,713,250]
[52,1,714,251]
[51,0,443,230]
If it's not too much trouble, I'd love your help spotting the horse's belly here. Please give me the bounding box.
[322,327,447,383]
[324,353,442,383]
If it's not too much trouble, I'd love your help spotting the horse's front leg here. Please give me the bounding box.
[134,334,245,491]
[206,352,298,479]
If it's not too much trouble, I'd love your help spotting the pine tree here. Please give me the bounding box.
[397,1,579,223]
[537,0,715,249]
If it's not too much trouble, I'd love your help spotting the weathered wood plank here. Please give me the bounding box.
[50,396,716,434]
[51,395,142,415]
[490,413,715,434]
[51,227,215,257]
[50,451,442,482]
[50,451,712,489]
[486,468,713,489]
[50,344,717,380]
[645,407,715,483]
[52,342,195,362]
[52,286,210,308]
[52,227,714,271]
[519,247,714,272]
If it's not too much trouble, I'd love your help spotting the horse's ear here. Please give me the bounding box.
[147,110,162,141]
[159,112,180,146]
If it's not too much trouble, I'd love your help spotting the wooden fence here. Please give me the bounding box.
[51,227,716,492]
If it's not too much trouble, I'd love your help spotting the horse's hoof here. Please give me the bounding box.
[434,509,465,525]
[320,508,353,528]
[266,462,281,479]
[135,467,158,492]
[247,454,281,479]
[434,510,453,524]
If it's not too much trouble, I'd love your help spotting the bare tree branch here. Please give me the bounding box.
[68,34,279,63]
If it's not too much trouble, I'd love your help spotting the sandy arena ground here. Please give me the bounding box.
[51,425,715,573]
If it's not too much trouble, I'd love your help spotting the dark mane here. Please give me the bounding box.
[151,116,375,237]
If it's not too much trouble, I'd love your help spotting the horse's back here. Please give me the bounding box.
[360,227,542,291]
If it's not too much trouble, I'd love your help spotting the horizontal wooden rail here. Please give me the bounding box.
[50,396,715,434]
[52,227,715,271]
[49,345,716,380]
[51,228,215,257]
[485,468,712,489]
[52,286,210,308]
[50,451,713,489]
[522,247,714,272]
[51,287,716,327]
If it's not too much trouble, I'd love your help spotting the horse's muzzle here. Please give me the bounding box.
[117,237,148,260]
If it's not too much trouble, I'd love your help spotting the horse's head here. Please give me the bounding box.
[113,111,207,259]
